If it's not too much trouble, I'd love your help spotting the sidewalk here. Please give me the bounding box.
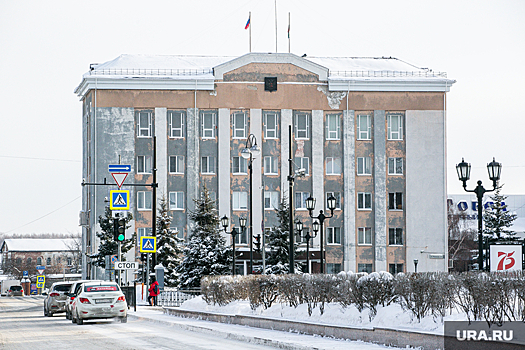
[127,305,399,350]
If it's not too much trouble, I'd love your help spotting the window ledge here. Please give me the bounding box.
[169,172,184,175]
[233,173,248,176]
[389,244,404,247]
[358,243,373,246]
[357,208,372,211]
[357,174,372,176]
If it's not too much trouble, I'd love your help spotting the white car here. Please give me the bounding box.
[71,281,127,325]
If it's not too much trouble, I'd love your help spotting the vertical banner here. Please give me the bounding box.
[490,245,522,272]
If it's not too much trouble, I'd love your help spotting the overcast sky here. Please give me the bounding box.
[1,0,524,235]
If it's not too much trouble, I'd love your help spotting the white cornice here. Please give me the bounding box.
[328,78,456,92]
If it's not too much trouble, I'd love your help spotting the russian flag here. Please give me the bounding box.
[245,17,250,30]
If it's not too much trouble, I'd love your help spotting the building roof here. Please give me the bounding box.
[1,239,78,252]
[74,53,455,98]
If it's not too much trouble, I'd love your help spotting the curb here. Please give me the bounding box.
[127,312,324,350]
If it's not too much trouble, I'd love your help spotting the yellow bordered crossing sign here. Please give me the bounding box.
[110,190,130,210]
[36,275,45,288]
[140,236,156,253]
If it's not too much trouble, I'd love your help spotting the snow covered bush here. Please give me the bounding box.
[357,271,395,319]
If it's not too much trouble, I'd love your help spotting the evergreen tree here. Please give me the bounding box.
[483,185,518,241]
[265,196,302,274]
[156,194,184,286]
[91,206,135,268]
[175,186,231,289]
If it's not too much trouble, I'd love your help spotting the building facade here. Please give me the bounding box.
[75,53,455,279]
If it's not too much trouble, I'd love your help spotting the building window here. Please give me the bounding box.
[295,112,309,139]
[326,157,341,175]
[173,228,184,239]
[326,192,341,210]
[26,257,32,264]
[389,263,403,274]
[358,263,373,273]
[57,257,61,264]
[232,156,247,174]
[67,257,72,266]
[201,156,216,174]
[326,263,342,274]
[295,192,310,210]
[264,112,278,139]
[327,227,341,244]
[235,227,248,245]
[201,111,216,138]
[357,157,372,175]
[357,192,372,210]
[137,111,152,137]
[295,157,309,176]
[169,111,185,138]
[264,156,278,175]
[137,156,152,174]
[137,227,153,241]
[233,111,247,139]
[46,257,52,266]
[388,115,403,140]
[169,191,184,210]
[357,114,371,140]
[16,257,22,265]
[388,157,403,175]
[137,191,152,210]
[37,257,42,265]
[264,191,279,210]
[389,228,403,245]
[169,156,184,174]
[326,114,340,140]
[232,192,248,210]
[358,227,372,245]
[389,192,403,210]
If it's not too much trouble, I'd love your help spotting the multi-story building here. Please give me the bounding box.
[75,53,455,280]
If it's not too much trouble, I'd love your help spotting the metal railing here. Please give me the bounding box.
[330,70,447,78]
[89,68,213,76]
[156,289,199,307]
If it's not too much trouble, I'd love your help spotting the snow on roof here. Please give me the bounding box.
[1,239,78,252]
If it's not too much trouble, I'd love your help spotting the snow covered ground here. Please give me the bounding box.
[179,295,468,336]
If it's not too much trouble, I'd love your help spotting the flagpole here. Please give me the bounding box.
[274,0,278,52]
[288,12,290,53]
[249,12,252,53]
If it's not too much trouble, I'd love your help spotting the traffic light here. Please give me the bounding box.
[114,218,126,242]
[141,253,147,262]
[254,234,261,253]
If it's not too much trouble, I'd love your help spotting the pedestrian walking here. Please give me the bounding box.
[148,277,159,306]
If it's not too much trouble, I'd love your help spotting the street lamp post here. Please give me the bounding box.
[414,259,418,273]
[241,134,261,275]
[221,216,242,275]
[306,195,336,273]
[456,157,502,271]
[296,219,318,274]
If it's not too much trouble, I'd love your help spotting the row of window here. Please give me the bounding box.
[358,263,404,275]
[136,190,403,212]
[12,256,73,266]
[137,155,404,176]
[358,227,403,245]
[137,111,404,141]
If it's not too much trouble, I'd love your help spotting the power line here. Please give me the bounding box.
[1,196,81,234]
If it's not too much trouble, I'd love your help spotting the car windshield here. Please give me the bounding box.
[54,284,72,292]
[84,285,118,292]
[11,286,22,291]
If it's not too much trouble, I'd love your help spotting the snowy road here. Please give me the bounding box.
[0,296,400,349]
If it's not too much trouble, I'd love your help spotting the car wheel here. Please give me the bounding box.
[48,312,53,317]
[120,316,127,323]
[71,312,76,324]
[76,312,83,325]
[44,308,48,317]
[66,311,70,320]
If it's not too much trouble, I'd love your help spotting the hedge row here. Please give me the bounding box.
[201,271,525,324]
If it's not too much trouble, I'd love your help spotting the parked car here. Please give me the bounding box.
[65,280,100,320]
[71,281,127,325]
[44,282,73,316]
[7,285,24,297]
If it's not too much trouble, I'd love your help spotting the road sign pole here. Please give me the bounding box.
[118,241,122,287]
[146,254,150,288]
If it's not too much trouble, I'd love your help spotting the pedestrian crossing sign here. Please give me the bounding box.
[37,275,45,288]
[140,236,156,253]
[110,190,130,210]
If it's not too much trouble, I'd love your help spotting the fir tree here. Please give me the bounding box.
[175,186,231,289]
[265,196,302,274]
[483,185,518,241]
[156,194,184,286]
[91,206,135,268]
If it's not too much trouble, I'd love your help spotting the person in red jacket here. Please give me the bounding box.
[148,277,159,306]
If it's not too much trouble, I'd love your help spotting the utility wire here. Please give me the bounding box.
[1,196,81,234]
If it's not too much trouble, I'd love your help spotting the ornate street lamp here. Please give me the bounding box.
[240,134,260,275]
[456,157,501,271]
[221,215,239,275]
[297,219,317,274]
[306,194,336,273]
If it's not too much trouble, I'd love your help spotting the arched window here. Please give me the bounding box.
[46,257,51,266]
[37,257,42,265]
[27,257,32,264]
[16,258,22,265]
